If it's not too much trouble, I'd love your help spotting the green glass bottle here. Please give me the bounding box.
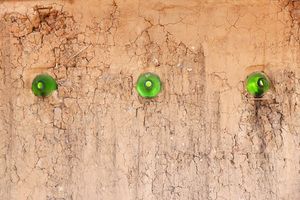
[32,74,57,97]
[247,72,270,97]
[137,72,162,98]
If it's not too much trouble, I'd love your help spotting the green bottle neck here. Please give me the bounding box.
[36,81,45,90]
[257,78,268,88]
[144,80,153,89]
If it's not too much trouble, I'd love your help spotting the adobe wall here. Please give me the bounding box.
[0,0,299,199]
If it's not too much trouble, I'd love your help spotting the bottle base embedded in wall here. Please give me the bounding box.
[137,72,162,98]
[32,74,58,97]
[247,72,270,97]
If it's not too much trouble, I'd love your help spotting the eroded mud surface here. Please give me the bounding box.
[0,0,299,199]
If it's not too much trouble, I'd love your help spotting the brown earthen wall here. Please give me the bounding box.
[0,0,299,199]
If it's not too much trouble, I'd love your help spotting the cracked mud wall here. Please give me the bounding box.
[0,0,299,200]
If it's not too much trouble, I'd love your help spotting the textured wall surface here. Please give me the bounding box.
[0,0,299,199]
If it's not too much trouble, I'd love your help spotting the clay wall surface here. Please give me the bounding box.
[0,0,299,199]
